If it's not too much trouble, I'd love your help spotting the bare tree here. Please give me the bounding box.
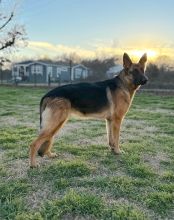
[0,0,26,64]
[82,57,116,81]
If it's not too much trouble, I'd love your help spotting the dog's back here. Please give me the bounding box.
[40,77,122,119]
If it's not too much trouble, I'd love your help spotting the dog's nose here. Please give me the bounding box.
[141,76,148,85]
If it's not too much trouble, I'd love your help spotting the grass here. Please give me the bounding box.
[0,86,174,219]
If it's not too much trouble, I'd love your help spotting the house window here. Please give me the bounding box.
[83,69,88,78]
[57,67,62,77]
[31,65,43,75]
[12,66,19,77]
[13,66,18,72]
[61,67,68,71]
[75,68,82,79]
[47,66,53,77]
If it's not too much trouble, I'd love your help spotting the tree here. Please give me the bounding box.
[146,63,160,81]
[0,0,26,65]
[82,57,116,81]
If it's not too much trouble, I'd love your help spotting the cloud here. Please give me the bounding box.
[26,40,126,62]
[27,41,96,59]
[7,40,174,66]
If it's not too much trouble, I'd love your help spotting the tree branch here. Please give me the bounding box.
[0,12,14,31]
[0,28,22,51]
[0,35,15,50]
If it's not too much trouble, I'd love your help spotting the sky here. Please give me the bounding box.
[1,0,174,64]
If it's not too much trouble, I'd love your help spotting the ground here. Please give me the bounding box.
[0,86,174,220]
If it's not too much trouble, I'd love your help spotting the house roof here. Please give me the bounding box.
[72,64,88,70]
[16,60,34,65]
[13,60,88,69]
[15,60,57,66]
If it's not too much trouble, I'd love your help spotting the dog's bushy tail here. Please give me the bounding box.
[40,97,45,129]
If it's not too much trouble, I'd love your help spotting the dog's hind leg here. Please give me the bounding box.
[30,132,50,168]
[29,98,70,168]
[38,118,67,158]
[37,138,54,157]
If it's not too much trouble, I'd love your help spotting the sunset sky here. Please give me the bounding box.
[2,0,174,64]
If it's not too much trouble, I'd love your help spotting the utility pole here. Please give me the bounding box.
[69,59,72,83]
[0,63,3,84]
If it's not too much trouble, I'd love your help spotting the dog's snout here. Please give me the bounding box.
[141,76,148,85]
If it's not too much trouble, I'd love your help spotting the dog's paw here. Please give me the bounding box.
[30,163,40,168]
[47,152,58,158]
[119,149,125,154]
[111,148,125,155]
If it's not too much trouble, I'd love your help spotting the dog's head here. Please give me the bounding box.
[121,53,148,88]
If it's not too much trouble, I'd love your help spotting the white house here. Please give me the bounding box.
[12,61,89,83]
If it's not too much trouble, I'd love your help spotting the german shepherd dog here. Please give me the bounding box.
[30,53,148,167]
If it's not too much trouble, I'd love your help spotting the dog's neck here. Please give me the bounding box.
[117,70,139,97]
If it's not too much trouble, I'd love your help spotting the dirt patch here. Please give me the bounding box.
[26,182,61,209]
[56,121,83,137]
[74,134,107,146]
[0,116,37,128]
[7,159,29,179]
[0,116,20,127]
[142,152,170,173]
[0,149,5,160]
[123,119,158,132]
[140,108,174,116]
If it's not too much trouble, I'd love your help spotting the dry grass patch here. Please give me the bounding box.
[142,152,170,174]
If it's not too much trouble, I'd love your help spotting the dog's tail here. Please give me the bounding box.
[39,97,43,130]
[39,96,47,129]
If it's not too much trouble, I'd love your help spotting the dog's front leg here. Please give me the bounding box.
[111,117,123,154]
[106,119,114,149]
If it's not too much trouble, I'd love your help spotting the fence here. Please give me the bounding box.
[1,70,174,92]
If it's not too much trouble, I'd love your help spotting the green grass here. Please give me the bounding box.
[0,86,174,219]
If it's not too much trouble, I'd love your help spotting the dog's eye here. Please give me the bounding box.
[129,70,136,75]
[131,69,140,75]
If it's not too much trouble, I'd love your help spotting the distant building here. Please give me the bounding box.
[11,61,89,83]
[106,65,122,78]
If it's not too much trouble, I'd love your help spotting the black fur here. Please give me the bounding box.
[40,76,122,115]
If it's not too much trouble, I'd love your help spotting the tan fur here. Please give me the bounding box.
[30,98,70,167]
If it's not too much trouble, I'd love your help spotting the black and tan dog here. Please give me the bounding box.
[30,53,148,167]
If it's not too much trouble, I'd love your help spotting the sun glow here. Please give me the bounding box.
[129,49,158,61]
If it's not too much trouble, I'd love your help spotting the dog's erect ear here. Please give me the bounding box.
[123,53,132,69]
[139,53,147,67]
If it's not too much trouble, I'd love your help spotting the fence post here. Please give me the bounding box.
[14,74,18,86]
[34,73,37,87]
[0,64,3,84]
[69,59,72,84]
[48,73,51,87]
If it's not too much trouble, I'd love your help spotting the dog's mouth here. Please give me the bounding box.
[133,79,148,87]
[140,78,148,85]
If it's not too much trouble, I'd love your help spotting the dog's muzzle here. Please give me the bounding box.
[141,76,148,85]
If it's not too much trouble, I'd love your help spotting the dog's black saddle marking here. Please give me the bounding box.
[42,77,121,114]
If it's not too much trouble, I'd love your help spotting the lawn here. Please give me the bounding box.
[0,86,174,220]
